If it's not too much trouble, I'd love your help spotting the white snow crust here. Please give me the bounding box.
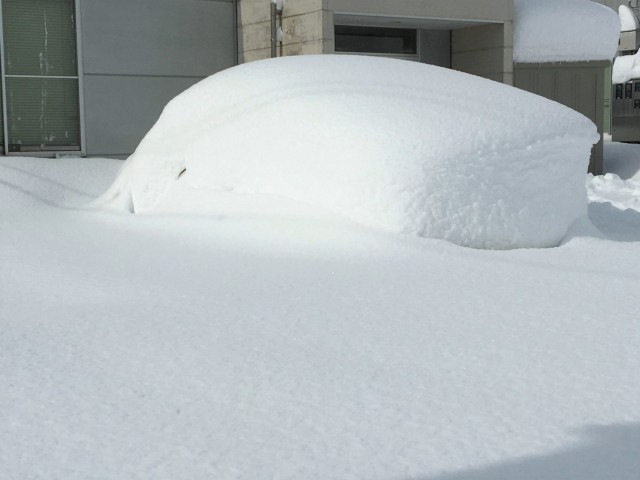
[619,5,640,32]
[101,55,598,249]
[588,137,640,211]
[1,154,640,480]
[613,50,640,83]
[513,0,620,63]
[588,172,640,211]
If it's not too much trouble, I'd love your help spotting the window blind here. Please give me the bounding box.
[2,0,77,77]
[2,0,80,151]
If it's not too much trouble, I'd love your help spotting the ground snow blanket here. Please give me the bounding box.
[1,155,640,480]
[513,0,620,63]
[101,55,598,249]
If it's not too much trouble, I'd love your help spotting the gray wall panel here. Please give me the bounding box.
[83,75,202,157]
[78,0,236,156]
[514,61,608,175]
[80,0,235,77]
[419,29,450,68]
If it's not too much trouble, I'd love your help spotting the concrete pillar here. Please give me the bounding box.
[237,0,331,63]
[451,23,514,84]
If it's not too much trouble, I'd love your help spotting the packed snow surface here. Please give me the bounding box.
[1,154,639,479]
[619,5,639,32]
[101,55,598,249]
[513,0,620,63]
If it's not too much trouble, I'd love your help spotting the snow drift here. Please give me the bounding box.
[513,0,620,63]
[100,55,598,249]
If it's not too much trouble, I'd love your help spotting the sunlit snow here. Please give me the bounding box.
[619,5,640,32]
[100,55,598,249]
[513,0,620,63]
[1,141,639,478]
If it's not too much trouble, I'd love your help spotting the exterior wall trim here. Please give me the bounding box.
[0,2,9,154]
[75,0,87,156]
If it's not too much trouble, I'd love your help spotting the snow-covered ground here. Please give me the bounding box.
[1,146,639,479]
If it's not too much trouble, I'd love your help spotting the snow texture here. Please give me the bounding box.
[613,50,640,83]
[513,0,620,63]
[100,55,598,249]
[0,156,119,210]
[1,154,640,480]
[588,172,640,211]
[619,5,639,32]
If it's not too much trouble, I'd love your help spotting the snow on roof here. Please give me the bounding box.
[619,5,640,32]
[514,0,620,63]
[99,55,598,249]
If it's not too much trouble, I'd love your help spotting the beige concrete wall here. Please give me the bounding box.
[237,0,332,63]
[237,0,514,84]
[451,23,513,84]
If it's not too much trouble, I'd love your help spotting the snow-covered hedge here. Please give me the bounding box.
[101,55,598,249]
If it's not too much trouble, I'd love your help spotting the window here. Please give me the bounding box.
[0,0,81,153]
[335,26,417,56]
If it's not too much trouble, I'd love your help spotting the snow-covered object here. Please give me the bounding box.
[514,0,620,63]
[100,55,598,249]
[619,5,640,32]
[613,51,640,83]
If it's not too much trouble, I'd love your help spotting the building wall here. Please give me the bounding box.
[420,29,451,68]
[593,0,633,136]
[237,0,513,73]
[514,61,608,175]
[452,23,513,84]
[80,0,236,157]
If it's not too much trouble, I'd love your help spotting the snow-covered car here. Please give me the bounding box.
[101,55,598,249]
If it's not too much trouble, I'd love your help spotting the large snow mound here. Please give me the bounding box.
[100,55,598,249]
[514,0,620,63]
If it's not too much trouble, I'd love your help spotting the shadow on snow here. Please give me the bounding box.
[404,423,640,480]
